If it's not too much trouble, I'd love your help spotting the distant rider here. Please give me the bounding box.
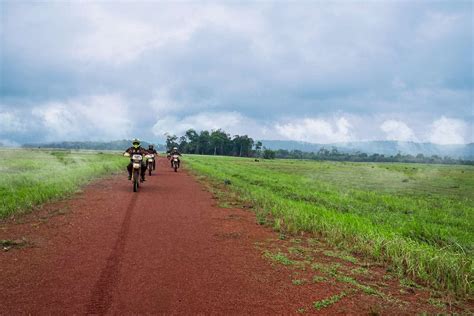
[147,144,158,170]
[124,139,147,182]
[167,147,182,168]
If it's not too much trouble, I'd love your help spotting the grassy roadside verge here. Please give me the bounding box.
[0,148,126,218]
[185,155,473,297]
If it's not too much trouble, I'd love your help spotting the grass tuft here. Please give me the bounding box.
[263,250,295,265]
[313,291,347,310]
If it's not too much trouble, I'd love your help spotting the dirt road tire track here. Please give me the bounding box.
[86,194,137,314]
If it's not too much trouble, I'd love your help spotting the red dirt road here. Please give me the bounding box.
[0,158,464,314]
[1,158,317,314]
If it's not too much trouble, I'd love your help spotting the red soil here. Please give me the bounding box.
[0,158,468,314]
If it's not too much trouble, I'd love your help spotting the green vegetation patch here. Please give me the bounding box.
[263,250,295,266]
[313,291,348,310]
[0,148,126,217]
[311,262,342,277]
[336,275,381,296]
[323,250,358,264]
[351,267,369,275]
[185,155,474,296]
[1,238,30,251]
[292,278,308,285]
[312,275,328,283]
[427,297,445,309]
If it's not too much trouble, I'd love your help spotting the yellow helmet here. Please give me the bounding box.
[132,138,140,148]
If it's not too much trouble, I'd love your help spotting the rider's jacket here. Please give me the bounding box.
[125,146,147,159]
[147,149,158,155]
[167,150,182,156]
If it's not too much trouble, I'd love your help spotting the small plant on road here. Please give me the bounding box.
[313,291,347,310]
[263,250,295,266]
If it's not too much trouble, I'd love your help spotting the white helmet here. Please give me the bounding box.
[173,147,178,150]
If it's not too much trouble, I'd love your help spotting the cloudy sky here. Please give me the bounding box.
[0,1,472,145]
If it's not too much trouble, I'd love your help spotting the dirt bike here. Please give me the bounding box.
[124,152,143,192]
[146,154,155,176]
[171,154,180,172]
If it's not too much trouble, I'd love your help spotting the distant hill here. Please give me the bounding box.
[261,140,474,159]
[22,140,166,151]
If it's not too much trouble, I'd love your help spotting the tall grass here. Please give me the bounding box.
[185,155,473,297]
[0,148,126,217]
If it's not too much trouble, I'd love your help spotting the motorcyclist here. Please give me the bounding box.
[167,147,182,168]
[147,144,158,170]
[124,139,147,182]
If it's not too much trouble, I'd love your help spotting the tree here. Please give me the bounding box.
[210,129,230,155]
[318,148,330,156]
[254,141,263,157]
[185,129,199,154]
[263,149,276,159]
[198,130,211,155]
[293,149,304,159]
[232,135,254,157]
[178,136,187,152]
[165,134,179,151]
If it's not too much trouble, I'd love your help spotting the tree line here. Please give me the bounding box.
[166,129,472,165]
[269,147,473,165]
[166,129,262,157]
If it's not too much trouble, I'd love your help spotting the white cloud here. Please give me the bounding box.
[33,103,78,136]
[391,77,406,90]
[72,5,158,65]
[71,7,143,64]
[71,4,261,66]
[0,138,20,147]
[0,111,27,133]
[149,98,176,116]
[33,94,131,141]
[275,117,353,143]
[429,116,468,145]
[415,12,462,43]
[149,88,188,116]
[380,120,417,142]
[152,111,246,137]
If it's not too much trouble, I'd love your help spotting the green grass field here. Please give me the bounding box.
[0,148,126,217]
[185,155,474,296]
